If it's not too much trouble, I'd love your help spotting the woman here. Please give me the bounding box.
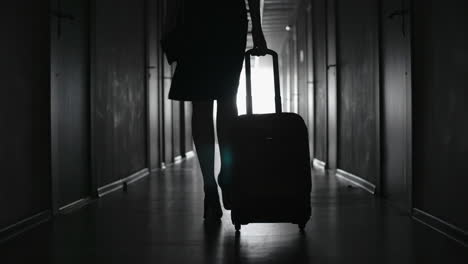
[163,0,268,221]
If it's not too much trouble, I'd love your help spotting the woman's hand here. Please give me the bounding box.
[252,27,268,56]
[248,0,268,56]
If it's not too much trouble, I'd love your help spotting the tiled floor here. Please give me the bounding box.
[1,157,467,263]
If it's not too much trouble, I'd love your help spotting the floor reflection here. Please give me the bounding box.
[231,228,310,264]
[1,157,467,264]
[202,221,223,264]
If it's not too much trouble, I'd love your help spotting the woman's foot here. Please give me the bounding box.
[203,187,223,221]
[218,172,233,210]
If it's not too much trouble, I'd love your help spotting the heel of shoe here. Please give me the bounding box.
[203,189,223,221]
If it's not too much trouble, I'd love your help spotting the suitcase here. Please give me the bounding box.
[230,49,312,232]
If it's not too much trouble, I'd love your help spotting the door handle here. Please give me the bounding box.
[388,9,409,37]
[51,10,75,21]
[51,10,75,39]
[388,9,408,19]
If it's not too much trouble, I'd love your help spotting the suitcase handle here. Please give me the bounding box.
[244,49,283,114]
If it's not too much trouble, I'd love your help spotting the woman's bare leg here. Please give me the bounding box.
[192,101,222,220]
[192,101,216,190]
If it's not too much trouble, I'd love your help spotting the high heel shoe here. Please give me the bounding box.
[203,188,223,221]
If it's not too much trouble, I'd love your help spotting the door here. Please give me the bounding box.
[289,37,298,114]
[306,3,315,160]
[162,61,174,166]
[312,0,328,166]
[51,0,91,211]
[381,0,411,211]
[296,10,309,122]
[184,102,193,154]
[147,0,161,170]
[327,0,338,170]
[172,101,181,160]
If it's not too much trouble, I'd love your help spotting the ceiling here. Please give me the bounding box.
[246,0,299,52]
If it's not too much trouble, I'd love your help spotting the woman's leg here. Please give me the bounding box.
[192,101,222,220]
[216,96,238,209]
[192,101,216,190]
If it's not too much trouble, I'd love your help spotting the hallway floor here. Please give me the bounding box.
[1,157,467,263]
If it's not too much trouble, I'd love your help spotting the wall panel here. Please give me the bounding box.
[184,102,193,154]
[381,0,412,210]
[147,0,162,170]
[336,0,379,184]
[0,1,51,229]
[51,0,91,209]
[162,61,174,165]
[93,0,147,187]
[312,0,328,164]
[413,0,468,233]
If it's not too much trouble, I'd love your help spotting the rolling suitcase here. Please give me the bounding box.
[230,49,312,231]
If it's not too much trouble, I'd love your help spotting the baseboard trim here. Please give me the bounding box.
[98,179,124,197]
[165,152,196,169]
[174,155,183,164]
[0,211,52,244]
[59,197,94,215]
[336,169,376,195]
[313,159,326,170]
[176,151,195,162]
[413,208,468,247]
[123,168,150,185]
[98,168,150,197]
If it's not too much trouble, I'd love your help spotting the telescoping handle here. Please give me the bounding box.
[244,49,282,115]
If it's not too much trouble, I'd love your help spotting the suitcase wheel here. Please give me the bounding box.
[235,224,241,232]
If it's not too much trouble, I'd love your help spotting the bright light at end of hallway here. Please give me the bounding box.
[237,63,276,115]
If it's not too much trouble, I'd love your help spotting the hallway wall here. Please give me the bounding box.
[413,0,468,234]
[280,0,468,244]
[1,0,192,241]
[336,0,380,185]
[0,2,51,230]
[93,0,148,187]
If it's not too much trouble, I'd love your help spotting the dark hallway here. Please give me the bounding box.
[1,0,468,262]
